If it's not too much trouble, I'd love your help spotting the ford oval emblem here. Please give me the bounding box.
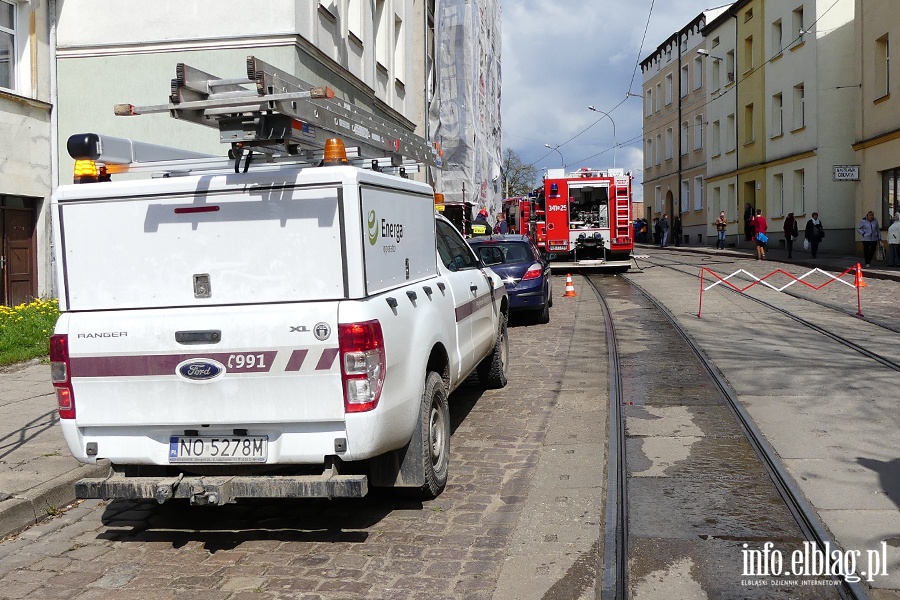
[176,359,225,381]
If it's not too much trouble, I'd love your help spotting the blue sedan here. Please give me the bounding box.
[468,234,552,323]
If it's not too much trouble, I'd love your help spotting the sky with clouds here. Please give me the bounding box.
[499,0,729,195]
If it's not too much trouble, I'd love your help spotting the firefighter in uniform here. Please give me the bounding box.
[470,208,491,237]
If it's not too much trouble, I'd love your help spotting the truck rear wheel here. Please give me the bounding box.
[415,371,450,498]
[477,312,509,388]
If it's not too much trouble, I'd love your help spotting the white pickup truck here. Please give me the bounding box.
[50,140,509,504]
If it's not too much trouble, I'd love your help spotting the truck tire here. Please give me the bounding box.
[477,312,509,388]
[414,371,450,498]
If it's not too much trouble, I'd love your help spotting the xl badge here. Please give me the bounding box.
[177,359,224,381]
[314,323,331,341]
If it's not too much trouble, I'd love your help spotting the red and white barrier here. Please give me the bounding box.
[697,263,865,318]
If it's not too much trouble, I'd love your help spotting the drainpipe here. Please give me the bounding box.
[48,0,58,297]
[677,30,683,222]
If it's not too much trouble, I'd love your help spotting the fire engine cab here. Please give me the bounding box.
[533,167,634,271]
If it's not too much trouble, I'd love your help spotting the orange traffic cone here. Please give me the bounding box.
[563,274,577,297]
[855,263,867,288]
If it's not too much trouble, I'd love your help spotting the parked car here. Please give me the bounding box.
[468,234,552,323]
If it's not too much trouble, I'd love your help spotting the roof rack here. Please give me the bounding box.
[86,55,441,174]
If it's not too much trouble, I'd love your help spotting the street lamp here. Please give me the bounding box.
[544,143,565,168]
[587,105,617,168]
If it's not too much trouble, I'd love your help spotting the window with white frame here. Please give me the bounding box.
[772,19,783,56]
[794,169,805,213]
[347,0,364,42]
[726,114,736,152]
[774,173,784,215]
[656,82,662,111]
[375,0,388,70]
[694,115,703,150]
[681,180,690,213]
[772,93,783,136]
[645,89,653,117]
[0,0,16,91]
[681,121,689,155]
[694,176,703,211]
[665,73,673,105]
[665,128,673,160]
[655,134,661,165]
[655,186,662,212]
[876,34,889,98]
[645,139,652,167]
[394,14,404,84]
[693,56,703,89]
[711,120,721,156]
[793,83,805,129]
[680,64,689,97]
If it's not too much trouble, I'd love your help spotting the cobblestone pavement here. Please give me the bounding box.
[0,288,599,600]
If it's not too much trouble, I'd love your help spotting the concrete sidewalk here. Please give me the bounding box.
[0,240,895,540]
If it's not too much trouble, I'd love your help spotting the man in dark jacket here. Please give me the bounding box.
[470,208,491,236]
[659,214,670,248]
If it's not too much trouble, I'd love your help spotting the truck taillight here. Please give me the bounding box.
[49,334,76,419]
[339,321,385,413]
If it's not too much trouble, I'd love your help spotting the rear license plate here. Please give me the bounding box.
[549,244,567,251]
[169,436,268,463]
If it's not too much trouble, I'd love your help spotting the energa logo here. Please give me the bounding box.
[367,210,379,245]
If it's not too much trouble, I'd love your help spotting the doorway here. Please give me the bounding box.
[1,196,38,306]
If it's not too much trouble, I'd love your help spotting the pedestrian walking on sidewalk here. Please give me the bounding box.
[888,212,900,267]
[715,211,728,249]
[857,210,882,267]
[783,212,799,258]
[753,209,768,260]
[805,212,825,258]
[673,215,683,246]
[659,214,670,248]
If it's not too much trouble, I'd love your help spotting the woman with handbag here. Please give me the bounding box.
[754,209,768,260]
[805,212,825,258]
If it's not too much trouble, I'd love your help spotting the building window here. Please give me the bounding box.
[681,180,690,213]
[711,120,721,156]
[655,134,661,165]
[744,8,753,22]
[375,0,388,70]
[656,82,662,111]
[645,139,652,167]
[347,0,364,42]
[876,34,890,99]
[665,128,673,160]
[772,20,783,57]
[655,186,662,213]
[665,73,673,105]
[0,0,16,91]
[726,114,736,152]
[880,168,900,223]
[774,173,785,215]
[681,121,689,155]
[680,65,689,97]
[694,176,704,211]
[772,93,783,136]
[393,14,404,84]
[744,104,754,144]
[792,6,805,39]
[793,83,805,129]
[713,186,722,216]
[693,56,703,89]
[711,58,721,92]
[725,50,735,83]
[694,115,703,150]
[743,36,754,73]
[645,89,652,117]
[727,183,736,213]
[794,169,805,214]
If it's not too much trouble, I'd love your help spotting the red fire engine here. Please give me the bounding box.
[531,167,634,270]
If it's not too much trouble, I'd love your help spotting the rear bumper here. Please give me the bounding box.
[76,469,368,504]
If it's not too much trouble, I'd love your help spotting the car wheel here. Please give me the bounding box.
[537,300,550,324]
[477,312,509,388]
[547,282,553,308]
[412,371,450,499]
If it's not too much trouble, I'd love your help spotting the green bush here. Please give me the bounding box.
[0,299,60,368]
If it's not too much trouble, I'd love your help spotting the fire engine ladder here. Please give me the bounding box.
[112,56,442,173]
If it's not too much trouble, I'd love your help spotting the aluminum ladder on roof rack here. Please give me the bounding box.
[114,56,442,169]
